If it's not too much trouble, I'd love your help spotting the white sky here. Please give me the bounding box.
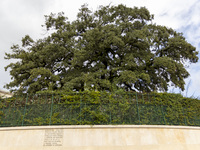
[0,0,200,97]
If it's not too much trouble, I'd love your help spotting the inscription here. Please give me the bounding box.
[43,129,63,146]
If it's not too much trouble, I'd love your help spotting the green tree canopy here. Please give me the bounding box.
[4,4,198,94]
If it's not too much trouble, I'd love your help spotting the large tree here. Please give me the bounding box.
[5,4,198,94]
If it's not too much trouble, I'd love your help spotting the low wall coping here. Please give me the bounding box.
[0,125,200,131]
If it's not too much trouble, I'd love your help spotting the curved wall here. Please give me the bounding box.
[0,125,200,150]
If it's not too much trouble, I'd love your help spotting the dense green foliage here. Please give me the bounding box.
[4,4,198,94]
[0,91,200,126]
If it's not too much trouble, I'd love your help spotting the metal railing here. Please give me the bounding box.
[0,92,199,127]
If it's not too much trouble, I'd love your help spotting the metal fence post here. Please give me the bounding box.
[148,93,150,103]
[2,97,7,126]
[49,94,54,125]
[161,105,166,125]
[136,92,140,124]
[129,93,132,124]
[80,94,82,123]
[109,95,112,124]
[183,108,187,126]
[22,94,28,126]
[142,93,144,104]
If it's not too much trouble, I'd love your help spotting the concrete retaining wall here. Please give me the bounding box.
[0,125,200,150]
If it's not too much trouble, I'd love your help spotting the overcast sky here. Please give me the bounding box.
[0,0,200,97]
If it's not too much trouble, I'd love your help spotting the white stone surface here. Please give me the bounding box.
[0,125,200,150]
[0,90,13,98]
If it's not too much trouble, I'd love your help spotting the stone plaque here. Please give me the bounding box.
[43,129,63,146]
